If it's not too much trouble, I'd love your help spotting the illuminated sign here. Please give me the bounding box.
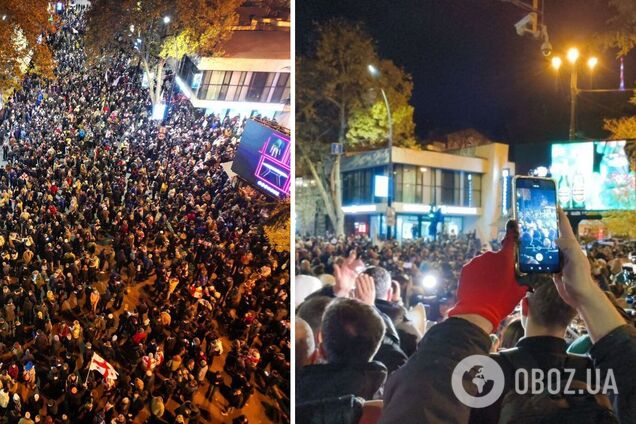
[551,140,636,210]
[374,175,389,198]
[232,120,290,199]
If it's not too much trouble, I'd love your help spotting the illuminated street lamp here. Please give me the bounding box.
[553,47,598,140]
[163,16,171,24]
[368,64,395,239]
[566,47,579,64]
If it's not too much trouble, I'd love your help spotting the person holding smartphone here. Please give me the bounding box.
[379,213,636,424]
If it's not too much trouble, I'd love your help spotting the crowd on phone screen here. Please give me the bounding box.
[295,228,636,423]
[0,7,290,424]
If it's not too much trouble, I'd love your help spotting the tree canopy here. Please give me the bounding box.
[598,0,636,170]
[296,18,417,234]
[0,0,55,99]
[85,0,242,105]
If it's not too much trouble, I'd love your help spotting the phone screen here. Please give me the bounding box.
[515,177,560,274]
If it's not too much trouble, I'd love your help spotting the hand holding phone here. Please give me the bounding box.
[513,176,561,274]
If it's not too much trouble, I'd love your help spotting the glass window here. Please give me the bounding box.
[462,173,482,207]
[247,72,269,101]
[271,73,290,103]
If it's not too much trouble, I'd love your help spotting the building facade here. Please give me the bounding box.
[296,143,516,242]
[175,9,290,126]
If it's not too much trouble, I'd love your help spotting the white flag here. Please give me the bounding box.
[89,352,118,381]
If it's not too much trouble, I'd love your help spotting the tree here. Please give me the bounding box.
[604,117,636,171]
[296,19,417,235]
[598,0,636,171]
[602,210,636,238]
[0,0,55,101]
[85,0,241,108]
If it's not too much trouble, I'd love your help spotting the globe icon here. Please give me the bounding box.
[462,365,495,397]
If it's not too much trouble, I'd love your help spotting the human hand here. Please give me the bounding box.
[333,251,364,298]
[354,273,376,306]
[553,208,625,342]
[448,220,527,333]
[552,207,600,308]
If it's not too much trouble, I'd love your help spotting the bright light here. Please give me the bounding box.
[341,204,378,214]
[56,2,63,11]
[151,103,167,120]
[1,15,6,21]
[421,274,438,290]
[535,166,549,177]
[587,56,598,70]
[129,24,135,33]
[420,167,428,172]
[551,56,562,71]
[368,64,380,77]
[163,16,171,24]
[566,48,579,64]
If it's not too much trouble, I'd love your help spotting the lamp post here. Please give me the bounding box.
[368,64,395,239]
[552,48,598,140]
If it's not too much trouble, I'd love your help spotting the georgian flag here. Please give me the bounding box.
[89,353,118,381]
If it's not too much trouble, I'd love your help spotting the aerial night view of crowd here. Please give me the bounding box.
[0,7,289,424]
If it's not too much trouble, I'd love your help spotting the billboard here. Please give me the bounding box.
[550,140,636,210]
[231,120,291,199]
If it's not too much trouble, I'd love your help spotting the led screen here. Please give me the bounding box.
[551,140,636,210]
[231,120,291,199]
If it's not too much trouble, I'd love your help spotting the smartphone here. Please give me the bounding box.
[512,176,561,274]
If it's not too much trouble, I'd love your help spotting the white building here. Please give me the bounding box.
[175,14,290,126]
[296,142,516,242]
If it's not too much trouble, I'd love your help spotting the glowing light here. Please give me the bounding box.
[151,103,166,120]
[566,48,579,64]
[341,205,377,214]
[421,275,438,290]
[163,16,171,24]
[587,57,598,70]
[367,64,379,77]
[551,56,562,71]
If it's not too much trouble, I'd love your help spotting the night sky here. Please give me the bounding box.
[297,0,636,172]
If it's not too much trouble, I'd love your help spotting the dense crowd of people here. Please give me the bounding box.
[295,224,636,423]
[0,7,289,424]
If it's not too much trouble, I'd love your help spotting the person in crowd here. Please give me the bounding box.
[296,297,387,404]
[379,212,636,423]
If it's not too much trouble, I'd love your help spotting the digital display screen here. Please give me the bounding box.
[515,178,560,273]
[231,120,290,199]
[551,140,636,210]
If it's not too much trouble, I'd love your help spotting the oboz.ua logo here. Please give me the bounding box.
[451,354,619,408]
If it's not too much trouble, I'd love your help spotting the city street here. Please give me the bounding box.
[0,3,289,424]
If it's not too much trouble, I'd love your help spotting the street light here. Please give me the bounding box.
[163,16,171,24]
[552,47,598,140]
[368,64,395,239]
[566,47,579,64]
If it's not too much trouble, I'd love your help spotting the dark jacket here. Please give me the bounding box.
[470,336,593,423]
[296,395,364,424]
[380,319,636,424]
[374,310,408,374]
[376,299,419,357]
[296,361,387,403]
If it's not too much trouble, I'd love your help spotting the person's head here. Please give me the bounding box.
[362,266,392,301]
[524,280,577,336]
[320,298,385,365]
[500,318,524,349]
[297,296,331,345]
[295,317,315,369]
